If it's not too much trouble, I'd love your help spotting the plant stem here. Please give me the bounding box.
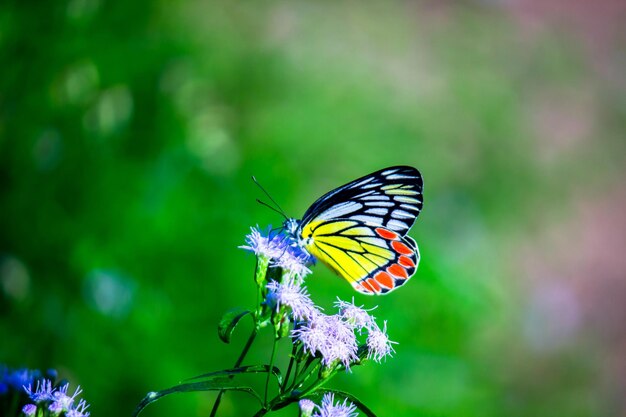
[209,326,258,417]
[289,357,320,392]
[253,364,337,417]
[210,257,266,417]
[254,386,302,417]
[281,343,298,393]
[299,366,337,397]
[252,406,269,417]
[264,336,279,405]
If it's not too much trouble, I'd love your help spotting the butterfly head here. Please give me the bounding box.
[283,218,301,237]
[284,217,314,246]
[283,218,315,261]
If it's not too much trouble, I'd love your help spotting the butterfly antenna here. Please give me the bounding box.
[252,176,288,219]
[256,198,287,219]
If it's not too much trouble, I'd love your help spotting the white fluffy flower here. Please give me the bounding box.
[313,393,359,417]
[292,313,358,369]
[366,321,397,363]
[266,280,318,321]
[334,298,375,333]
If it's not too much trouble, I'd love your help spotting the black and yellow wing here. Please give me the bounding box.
[301,219,420,294]
[296,166,423,295]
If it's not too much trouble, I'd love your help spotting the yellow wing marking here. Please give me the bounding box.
[301,219,396,284]
[306,240,383,282]
[342,227,375,236]
[302,220,356,237]
[350,253,379,272]
[360,243,392,259]
[364,253,389,267]
[314,235,363,252]
[307,240,362,282]
[381,184,403,191]
[385,189,420,196]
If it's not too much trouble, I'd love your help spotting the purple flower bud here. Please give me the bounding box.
[22,404,37,416]
[24,379,55,402]
[299,398,316,417]
[49,401,64,413]
[313,393,358,417]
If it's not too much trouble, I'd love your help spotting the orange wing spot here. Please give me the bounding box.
[375,228,399,240]
[374,271,394,289]
[391,241,413,255]
[367,278,382,293]
[360,280,375,293]
[354,283,367,293]
[398,255,415,268]
[387,264,408,279]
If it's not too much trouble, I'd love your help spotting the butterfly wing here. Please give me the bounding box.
[301,166,423,236]
[301,219,420,295]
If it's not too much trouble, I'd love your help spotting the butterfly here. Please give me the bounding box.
[284,166,423,295]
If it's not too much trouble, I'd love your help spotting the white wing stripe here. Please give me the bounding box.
[387,219,409,230]
[319,201,363,219]
[382,168,399,175]
[391,210,414,219]
[400,203,420,211]
[362,182,383,189]
[358,237,387,246]
[361,195,390,201]
[351,215,381,224]
[365,208,388,216]
[387,174,418,180]
[349,177,375,189]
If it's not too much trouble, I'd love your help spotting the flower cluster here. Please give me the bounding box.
[299,393,359,417]
[292,298,396,370]
[0,366,90,417]
[241,226,397,371]
[240,226,314,281]
[22,379,90,417]
[140,224,398,417]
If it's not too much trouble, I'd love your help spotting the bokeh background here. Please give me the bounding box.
[1,1,625,416]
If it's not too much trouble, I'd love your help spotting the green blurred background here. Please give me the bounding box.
[1,1,625,416]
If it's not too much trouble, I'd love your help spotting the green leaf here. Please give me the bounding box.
[132,365,285,416]
[218,308,252,343]
[132,379,261,417]
[187,364,283,386]
[312,389,378,417]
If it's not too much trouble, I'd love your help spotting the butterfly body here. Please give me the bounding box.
[285,166,423,295]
